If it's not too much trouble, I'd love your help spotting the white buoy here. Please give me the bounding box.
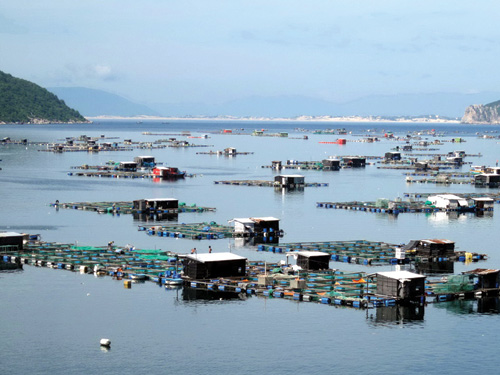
[100,338,111,347]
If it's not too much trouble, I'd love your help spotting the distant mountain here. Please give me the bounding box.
[462,99,500,124]
[151,92,500,118]
[0,71,87,124]
[48,87,160,117]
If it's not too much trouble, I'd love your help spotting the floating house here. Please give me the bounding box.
[224,147,237,155]
[290,251,331,271]
[426,194,469,210]
[133,198,178,213]
[446,156,463,165]
[414,162,429,171]
[229,217,280,236]
[0,232,24,250]
[403,239,455,257]
[384,152,402,161]
[376,271,426,301]
[322,158,341,171]
[342,156,366,168]
[183,252,247,279]
[119,161,138,171]
[475,173,500,187]
[274,174,305,188]
[271,161,283,170]
[152,166,185,179]
[471,197,494,211]
[484,167,500,175]
[134,156,156,168]
[463,269,500,290]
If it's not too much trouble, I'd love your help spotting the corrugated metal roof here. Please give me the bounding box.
[0,232,24,237]
[463,268,500,276]
[377,271,426,280]
[186,252,246,263]
[420,239,454,245]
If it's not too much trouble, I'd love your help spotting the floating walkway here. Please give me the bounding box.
[51,201,215,215]
[214,180,328,187]
[316,200,494,215]
[256,240,486,266]
[405,177,473,185]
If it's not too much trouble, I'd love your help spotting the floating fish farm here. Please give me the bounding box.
[256,240,487,266]
[1,240,497,309]
[213,179,328,187]
[139,222,236,240]
[51,201,215,215]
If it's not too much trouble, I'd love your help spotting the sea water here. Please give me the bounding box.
[1,120,500,374]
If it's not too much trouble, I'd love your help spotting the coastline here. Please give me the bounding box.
[86,115,461,124]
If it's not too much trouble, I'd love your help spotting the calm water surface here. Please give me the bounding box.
[1,120,500,374]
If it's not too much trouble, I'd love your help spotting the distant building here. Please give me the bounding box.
[134,156,156,168]
[229,217,280,235]
[342,156,366,168]
[133,198,178,213]
[322,158,341,171]
[274,175,305,187]
[475,173,500,187]
[426,194,469,210]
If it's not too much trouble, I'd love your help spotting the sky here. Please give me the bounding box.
[1,0,500,107]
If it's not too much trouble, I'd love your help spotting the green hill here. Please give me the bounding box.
[0,70,87,124]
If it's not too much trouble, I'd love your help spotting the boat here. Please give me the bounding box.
[164,277,183,285]
[130,273,149,281]
[152,166,185,179]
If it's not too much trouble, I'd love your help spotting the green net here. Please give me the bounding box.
[432,275,474,293]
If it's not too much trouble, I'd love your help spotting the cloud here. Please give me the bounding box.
[47,63,120,86]
[67,63,119,82]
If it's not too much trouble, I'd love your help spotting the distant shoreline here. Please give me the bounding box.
[86,115,461,124]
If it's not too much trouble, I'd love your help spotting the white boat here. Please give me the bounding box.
[164,277,183,285]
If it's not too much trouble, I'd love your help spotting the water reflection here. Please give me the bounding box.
[427,211,493,223]
[133,212,178,222]
[366,305,425,327]
[433,297,500,315]
[415,261,454,275]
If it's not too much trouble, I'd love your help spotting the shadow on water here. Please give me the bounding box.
[181,286,248,303]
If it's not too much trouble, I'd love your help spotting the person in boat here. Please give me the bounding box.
[108,241,114,251]
[191,247,196,254]
[208,246,212,253]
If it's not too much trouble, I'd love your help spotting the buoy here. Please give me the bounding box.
[124,280,132,289]
[100,338,111,347]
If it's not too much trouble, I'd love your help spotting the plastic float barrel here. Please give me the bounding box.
[293,293,303,301]
[273,291,284,298]
[320,297,331,304]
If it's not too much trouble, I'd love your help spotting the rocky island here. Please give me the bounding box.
[0,70,88,124]
[461,100,500,124]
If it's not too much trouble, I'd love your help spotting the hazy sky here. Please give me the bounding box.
[1,1,500,105]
